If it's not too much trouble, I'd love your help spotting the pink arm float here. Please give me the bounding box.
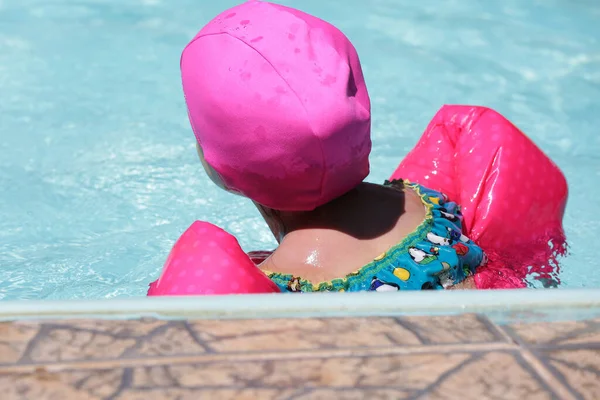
[148,105,567,295]
[390,105,567,289]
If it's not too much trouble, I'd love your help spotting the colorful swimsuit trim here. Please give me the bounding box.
[263,180,486,293]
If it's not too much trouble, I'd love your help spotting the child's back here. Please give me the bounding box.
[257,182,428,283]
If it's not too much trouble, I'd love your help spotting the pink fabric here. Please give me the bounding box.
[148,105,568,296]
[181,0,371,211]
[389,105,568,289]
[147,221,280,295]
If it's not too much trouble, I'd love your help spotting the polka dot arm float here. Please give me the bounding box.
[147,221,280,296]
[389,105,568,289]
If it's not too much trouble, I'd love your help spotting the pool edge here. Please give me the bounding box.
[2,288,600,323]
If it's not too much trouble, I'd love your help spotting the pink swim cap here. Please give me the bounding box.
[181,0,371,211]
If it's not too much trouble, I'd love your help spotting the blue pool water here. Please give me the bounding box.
[1,0,599,300]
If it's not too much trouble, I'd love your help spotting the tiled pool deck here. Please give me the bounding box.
[1,313,599,399]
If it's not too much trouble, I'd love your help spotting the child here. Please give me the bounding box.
[148,1,567,295]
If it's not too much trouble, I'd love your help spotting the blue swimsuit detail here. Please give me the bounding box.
[266,180,486,292]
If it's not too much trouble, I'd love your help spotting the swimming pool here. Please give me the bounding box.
[1,0,599,300]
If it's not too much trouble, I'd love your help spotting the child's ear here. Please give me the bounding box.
[197,143,225,188]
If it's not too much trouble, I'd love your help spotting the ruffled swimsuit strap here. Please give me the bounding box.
[266,179,486,292]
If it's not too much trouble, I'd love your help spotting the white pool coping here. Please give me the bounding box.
[3,288,600,323]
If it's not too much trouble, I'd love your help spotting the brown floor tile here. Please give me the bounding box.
[188,317,425,352]
[36,319,167,337]
[402,314,505,344]
[503,319,600,347]
[1,314,506,366]
[120,389,298,400]
[130,323,211,357]
[190,314,505,352]
[0,322,40,364]
[0,350,556,400]
[0,368,121,400]
[190,318,420,352]
[539,348,600,400]
[426,352,555,399]
[0,319,171,365]
[503,319,600,399]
